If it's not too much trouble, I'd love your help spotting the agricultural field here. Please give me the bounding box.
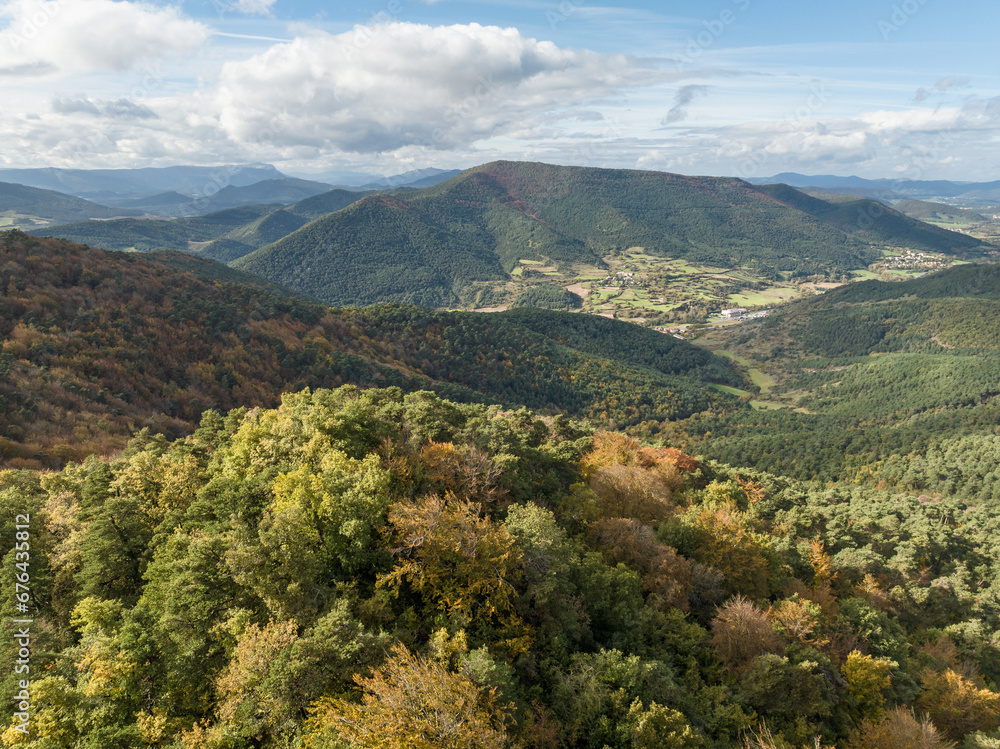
[496,246,971,329]
[507,249,826,326]
[0,211,50,229]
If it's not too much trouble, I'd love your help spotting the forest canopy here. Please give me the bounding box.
[3,386,1000,749]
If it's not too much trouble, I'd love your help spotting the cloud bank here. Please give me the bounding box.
[0,0,209,76]
[198,22,663,153]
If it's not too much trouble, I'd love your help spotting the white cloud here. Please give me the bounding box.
[0,0,209,76]
[199,22,665,153]
[630,92,1000,180]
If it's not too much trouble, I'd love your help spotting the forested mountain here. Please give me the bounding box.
[32,189,374,259]
[3,222,1000,749]
[357,166,463,189]
[96,178,336,217]
[0,182,142,228]
[233,161,981,306]
[756,184,982,252]
[30,161,985,311]
[893,200,986,224]
[0,230,742,468]
[193,189,377,261]
[32,204,280,254]
[684,263,1000,487]
[170,177,335,215]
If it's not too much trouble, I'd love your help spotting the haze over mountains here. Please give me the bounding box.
[0,163,462,225]
[751,172,1000,206]
[0,163,286,201]
[0,181,143,228]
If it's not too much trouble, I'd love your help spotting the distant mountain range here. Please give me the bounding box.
[354,167,463,190]
[751,172,1000,205]
[0,163,285,201]
[104,177,338,217]
[23,160,990,309]
[0,181,143,228]
[0,163,460,219]
[33,189,376,259]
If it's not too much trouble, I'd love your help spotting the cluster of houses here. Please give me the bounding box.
[871,251,948,271]
[599,271,639,286]
[719,308,770,322]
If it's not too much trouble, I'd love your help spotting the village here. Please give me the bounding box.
[869,249,950,273]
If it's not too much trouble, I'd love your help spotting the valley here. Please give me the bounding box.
[24,160,986,323]
[4,0,1000,742]
[5,187,1000,749]
[480,245,972,330]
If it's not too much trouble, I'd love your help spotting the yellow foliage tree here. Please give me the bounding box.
[768,598,825,648]
[380,493,531,654]
[306,644,516,749]
[580,431,645,476]
[916,668,1000,742]
[589,465,674,523]
[689,489,772,599]
[843,650,893,723]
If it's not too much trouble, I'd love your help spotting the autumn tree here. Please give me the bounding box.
[381,493,530,654]
[710,596,784,671]
[842,650,894,723]
[306,644,516,749]
[845,707,954,749]
[587,518,691,610]
[589,465,674,523]
[916,668,1000,741]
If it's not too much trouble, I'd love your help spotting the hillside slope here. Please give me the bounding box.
[33,189,373,260]
[893,199,985,224]
[682,262,1000,482]
[0,181,142,228]
[0,230,743,467]
[756,183,982,251]
[235,161,981,306]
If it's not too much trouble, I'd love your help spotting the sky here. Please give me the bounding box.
[0,0,998,182]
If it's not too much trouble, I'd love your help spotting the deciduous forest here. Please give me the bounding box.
[2,230,1000,749]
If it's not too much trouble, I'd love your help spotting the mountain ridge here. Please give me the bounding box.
[233,160,981,306]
